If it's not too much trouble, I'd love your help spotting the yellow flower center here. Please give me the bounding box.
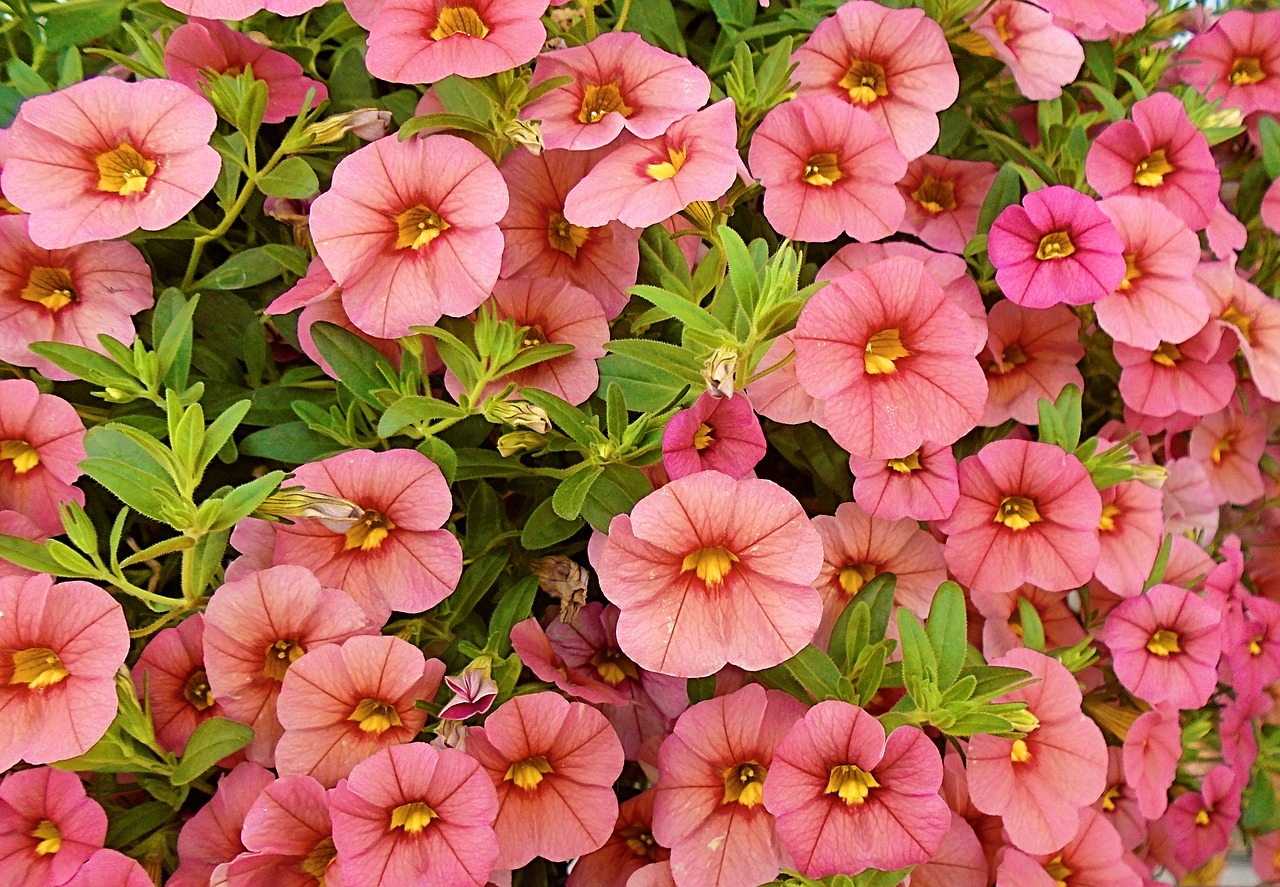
[9,647,68,689]
[431,6,489,40]
[802,152,843,187]
[1150,341,1181,367]
[0,440,40,474]
[95,142,155,195]
[646,146,688,181]
[0,194,20,214]
[262,638,305,681]
[1134,149,1174,187]
[183,670,215,711]
[390,801,438,833]
[1146,628,1181,657]
[394,205,451,251]
[839,563,878,596]
[1212,433,1234,465]
[505,755,554,791]
[995,496,1041,531]
[887,450,922,474]
[1118,253,1142,291]
[721,761,767,808]
[623,827,658,859]
[1222,305,1253,343]
[30,820,61,856]
[1101,785,1121,812]
[911,175,957,214]
[1045,856,1072,887]
[547,211,590,258]
[344,510,395,551]
[1230,57,1266,86]
[864,328,909,375]
[1010,737,1032,763]
[578,82,633,124]
[1194,807,1211,826]
[1251,636,1264,656]
[1098,503,1121,532]
[995,14,1013,43]
[591,648,639,686]
[681,545,739,586]
[824,764,879,805]
[300,836,337,883]
[1036,231,1076,261]
[838,60,889,105]
[348,698,403,734]
[693,423,714,451]
[20,266,77,312]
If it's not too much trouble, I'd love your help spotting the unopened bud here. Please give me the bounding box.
[703,347,738,399]
[528,556,590,622]
[432,719,468,750]
[1004,708,1041,735]
[503,118,544,155]
[1130,462,1169,489]
[303,108,392,146]
[497,431,546,457]
[254,487,362,530]
[485,400,552,434]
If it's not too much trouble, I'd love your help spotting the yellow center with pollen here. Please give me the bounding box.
[431,6,489,40]
[96,142,155,196]
[721,761,767,808]
[838,60,889,105]
[682,545,739,586]
[1195,807,1212,826]
[547,211,590,258]
[1146,628,1182,657]
[30,820,61,856]
[1221,305,1253,343]
[1098,503,1121,532]
[1134,149,1174,187]
[349,698,403,734]
[1101,786,1121,812]
[1213,433,1234,465]
[693,423,714,451]
[183,670,215,711]
[646,146,687,181]
[10,647,68,689]
[505,755,554,791]
[344,510,395,551]
[888,450,922,474]
[1118,254,1142,291]
[995,14,1014,42]
[578,82,633,124]
[839,563,877,596]
[1045,856,1072,887]
[21,267,77,312]
[802,153,842,187]
[395,205,450,251]
[0,440,40,474]
[911,175,957,214]
[1230,57,1266,86]
[864,329,909,375]
[1151,341,1181,367]
[623,827,658,859]
[591,648,639,686]
[1010,737,1032,763]
[1252,636,1264,656]
[1036,231,1076,261]
[995,496,1041,531]
[825,764,879,805]
[390,801,438,833]
[300,836,337,882]
[262,638,305,681]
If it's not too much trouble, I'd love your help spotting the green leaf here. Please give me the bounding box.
[311,322,397,407]
[81,428,186,525]
[580,464,652,532]
[630,285,727,335]
[829,598,870,676]
[257,156,320,198]
[1261,116,1280,180]
[552,465,604,521]
[198,401,252,477]
[976,162,1023,236]
[498,342,576,375]
[926,582,967,690]
[897,609,939,709]
[521,497,584,550]
[186,529,230,601]
[721,226,761,319]
[625,0,686,54]
[398,111,496,139]
[443,549,509,629]
[759,645,848,703]
[0,535,71,576]
[27,341,136,389]
[1083,40,1116,91]
[605,383,628,441]
[239,422,343,462]
[1017,597,1046,652]
[378,396,469,437]
[170,718,254,785]
[520,389,600,448]
[861,573,897,644]
[1143,533,1174,592]
[464,483,503,558]
[489,575,539,657]
[155,289,199,391]
[208,472,288,532]
[105,801,174,850]
[417,436,458,485]
[193,244,307,290]
[1037,383,1082,451]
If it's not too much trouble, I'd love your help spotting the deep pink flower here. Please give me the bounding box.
[309,134,508,339]
[0,375,86,537]
[652,685,806,887]
[980,301,1084,428]
[994,808,1141,887]
[1221,595,1280,703]
[941,438,1102,596]
[1162,765,1241,873]
[1123,704,1180,821]
[764,701,950,877]
[989,186,1127,309]
[1093,478,1164,599]
[1114,325,1236,419]
[1180,10,1280,116]
[968,1,1084,101]
[1199,259,1280,403]
[132,613,226,757]
[466,692,624,870]
[160,0,325,21]
[226,774,342,887]
[849,440,960,522]
[593,471,824,677]
[749,95,907,243]
[896,155,999,253]
[661,391,766,481]
[1206,198,1247,259]
[567,790,668,887]
[1,77,218,249]
[1102,584,1222,709]
[523,32,711,152]
[0,767,106,887]
[509,616,630,708]
[170,763,275,887]
[1086,93,1220,232]
[791,0,958,159]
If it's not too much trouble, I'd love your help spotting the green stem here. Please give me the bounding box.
[613,0,633,31]
[582,0,598,39]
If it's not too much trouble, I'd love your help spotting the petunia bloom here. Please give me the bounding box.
[1113,325,1236,420]
[0,767,107,887]
[1093,477,1165,599]
[223,774,343,887]
[169,763,276,887]
[979,301,1084,428]
[1199,259,1280,403]
[0,376,87,538]
[965,1,1084,101]
[1162,765,1242,873]
[567,790,668,887]
[661,391,766,481]
[849,441,960,523]
[160,0,325,22]
[1179,10,1280,116]
[1123,704,1180,821]
[1,77,218,249]
[896,155,999,253]
[132,613,226,757]
[994,808,1141,887]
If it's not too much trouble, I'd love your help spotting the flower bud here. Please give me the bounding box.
[253,487,362,531]
[704,347,738,399]
[497,431,546,457]
[503,118,544,155]
[485,400,552,434]
[302,108,392,146]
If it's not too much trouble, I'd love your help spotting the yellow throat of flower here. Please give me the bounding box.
[721,761,767,807]
[864,328,909,374]
[395,205,450,251]
[431,6,490,40]
[0,440,40,474]
[802,153,843,187]
[911,175,957,214]
[693,423,714,451]
[262,638,305,681]
[824,764,879,805]
[839,60,889,105]
[1230,57,1266,86]
[681,545,739,586]
[10,647,69,689]
[1036,230,1075,261]
[547,211,590,258]
[95,142,155,196]
[995,495,1041,531]
[1134,149,1174,187]
[21,266,77,312]
[30,820,61,856]
[887,450,922,474]
[646,146,688,181]
[1118,253,1142,291]
[1146,628,1181,657]
[505,755,554,791]
[578,82,633,124]
[839,563,877,596]
[591,647,640,686]
[390,801,438,833]
[348,698,403,734]
[344,510,395,551]
[183,670,215,711]
[1044,856,1072,887]
[1098,503,1121,532]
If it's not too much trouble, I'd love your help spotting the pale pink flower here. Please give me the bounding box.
[980,301,1084,428]
[1094,479,1164,599]
[1188,403,1268,506]
[896,155,999,253]
[1114,325,1236,419]
[1039,0,1148,37]
[161,0,325,21]
[745,332,822,426]
[1199,259,1280,403]
[968,1,1084,101]
[971,583,1086,660]
[1123,704,1180,821]
[170,763,275,887]
[0,767,106,887]
[907,813,988,887]
[1162,765,1241,872]
[994,808,1141,887]
[0,379,85,536]
[63,849,152,887]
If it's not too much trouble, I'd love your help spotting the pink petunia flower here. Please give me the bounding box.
[1199,259,1280,403]
[1162,765,1241,873]
[509,616,630,708]
[980,301,1084,428]
[1039,0,1147,38]
[0,377,87,539]
[1221,595,1280,704]
[132,613,226,758]
[972,583,1086,660]
[1114,325,1236,420]
[563,99,742,230]
[498,147,641,319]
[567,790,668,887]
[661,391,766,481]
[1188,402,1268,506]
[994,808,1141,887]
[849,440,960,522]
[160,0,325,21]
[1122,703,1180,821]
[225,774,342,886]
[523,32,711,152]
[201,565,375,766]
[366,0,547,85]
[465,692,624,870]
[652,684,806,887]
[967,1,1084,101]
[1086,93,1220,232]
[164,18,327,124]
[750,95,907,243]
[989,186,1127,309]
[276,635,446,787]
[62,849,152,887]
[791,0,959,160]
[896,155,999,253]
[309,134,508,339]
[795,256,988,459]
[1,77,218,249]
[0,767,106,887]
[593,471,824,677]
[170,763,276,887]
[745,332,823,426]
[907,812,988,887]
[1263,177,1280,234]
[1093,478,1164,599]
[764,700,950,877]
[1179,10,1280,116]
[438,666,499,722]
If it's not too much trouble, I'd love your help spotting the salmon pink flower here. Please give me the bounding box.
[750,95,907,243]
[523,32,711,152]
[980,302,1084,428]
[1122,703,1180,820]
[791,1,958,159]
[0,379,85,536]
[1094,478,1164,599]
[1114,326,1236,420]
[1263,178,1280,234]
[745,332,822,426]
[764,701,950,877]
[2,77,218,249]
[1221,595,1280,703]
[849,440,960,522]
[1102,584,1222,709]
[1199,259,1280,403]
[966,1,1084,101]
[661,391,766,481]
[994,808,1141,887]
[161,0,325,20]
[170,763,275,887]
[1180,10,1280,116]
[132,613,226,757]
[0,767,106,887]
[1040,0,1147,38]
[309,134,507,339]
[593,471,824,677]
[567,790,667,887]
[972,584,1086,660]
[652,685,806,887]
[63,849,151,887]
[225,775,342,887]
[1189,403,1267,506]
[466,692,624,870]
[896,155,999,253]
[907,813,988,887]
[509,616,629,708]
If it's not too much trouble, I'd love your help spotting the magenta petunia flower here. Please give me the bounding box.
[794,256,988,459]
[170,763,275,887]
[849,440,960,523]
[764,700,950,877]
[164,18,327,124]
[661,391,766,481]
[465,692,624,870]
[994,808,1141,887]
[567,789,667,887]
[1180,10,1280,116]
[652,684,806,887]
[989,186,1126,309]
[594,471,824,677]
[1102,584,1222,709]
[160,0,325,21]
[896,155,999,253]
[1113,325,1236,420]
[438,666,499,722]
[366,0,547,85]
[791,0,958,160]
[309,134,508,339]
[132,613,226,758]
[523,32,711,152]
[1162,765,1241,873]
[980,301,1084,428]
[201,565,375,767]
[226,774,342,886]
[562,99,742,230]
[1,77,218,249]
[750,95,907,243]
[499,147,641,319]
[0,379,86,536]
[940,438,1102,595]
[1199,259,1280,403]
[266,448,464,624]
[0,215,153,380]
[1086,93,1221,232]
[1093,478,1164,599]
[967,0,1084,101]
[966,648,1108,855]
[0,767,106,887]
